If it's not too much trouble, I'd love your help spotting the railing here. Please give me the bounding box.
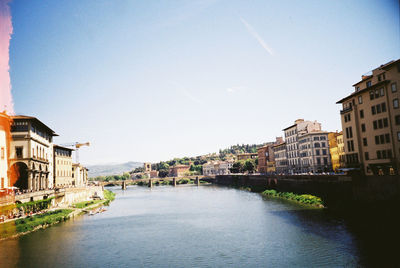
[340,106,353,114]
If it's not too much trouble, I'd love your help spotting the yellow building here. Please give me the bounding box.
[53,145,73,188]
[328,132,344,172]
[237,153,257,161]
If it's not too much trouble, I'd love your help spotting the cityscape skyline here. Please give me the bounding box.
[3,0,400,164]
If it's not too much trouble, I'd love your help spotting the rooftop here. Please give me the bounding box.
[12,115,58,136]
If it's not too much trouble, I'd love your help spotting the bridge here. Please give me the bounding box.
[102,176,214,189]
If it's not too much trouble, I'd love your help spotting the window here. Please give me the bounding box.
[392,83,397,92]
[373,121,377,129]
[375,135,380,144]
[363,138,368,146]
[360,110,364,118]
[383,118,388,127]
[358,96,362,104]
[15,147,23,159]
[377,151,381,159]
[317,158,321,165]
[385,134,390,143]
[361,123,366,132]
[321,142,326,147]
[382,103,387,112]
[316,149,320,155]
[380,88,384,96]
[372,106,376,115]
[322,149,327,155]
[365,152,369,160]
[398,132,400,141]
[394,99,399,109]
[396,115,400,125]
[367,81,372,88]
[370,91,375,100]
[377,104,381,114]
[0,147,4,160]
[378,119,383,129]
[323,157,328,165]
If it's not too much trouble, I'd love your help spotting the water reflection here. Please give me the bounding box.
[0,185,395,267]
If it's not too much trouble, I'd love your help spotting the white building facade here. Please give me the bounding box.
[298,132,332,173]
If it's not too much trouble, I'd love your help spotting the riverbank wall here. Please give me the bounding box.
[53,186,104,207]
[214,175,400,210]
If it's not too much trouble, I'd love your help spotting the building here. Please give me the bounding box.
[328,131,344,172]
[9,116,58,191]
[169,165,190,177]
[203,160,234,175]
[150,170,159,178]
[54,145,73,188]
[72,163,89,187]
[273,142,287,174]
[0,112,11,189]
[298,131,332,173]
[257,137,284,174]
[144,162,151,172]
[337,59,400,175]
[283,119,322,174]
[237,153,258,161]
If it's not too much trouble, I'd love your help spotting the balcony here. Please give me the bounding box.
[340,106,353,114]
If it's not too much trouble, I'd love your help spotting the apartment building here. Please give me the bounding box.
[203,160,234,175]
[337,59,400,175]
[237,153,258,161]
[298,131,332,173]
[169,165,190,177]
[10,116,58,191]
[257,137,284,174]
[72,163,89,187]
[283,119,322,174]
[54,145,73,187]
[273,142,287,174]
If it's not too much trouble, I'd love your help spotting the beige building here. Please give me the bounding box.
[337,59,400,175]
[169,165,190,177]
[298,131,332,173]
[273,142,287,174]
[9,116,57,191]
[54,145,73,187]
[72,163,88,187]
[203,160,234,175]
[283,119,322,174]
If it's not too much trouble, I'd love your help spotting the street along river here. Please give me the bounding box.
[0,185,398,267]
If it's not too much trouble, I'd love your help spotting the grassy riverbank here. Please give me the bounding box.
[0,209,73,239]
[262,189,324,207]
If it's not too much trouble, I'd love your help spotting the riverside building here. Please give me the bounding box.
[9,116,58,191]
[273,142,288,174]
[257,137,284,174]
[337,59,400,175]
[283,119,322,174]
[54,145,73,187]
[298,131,332,173]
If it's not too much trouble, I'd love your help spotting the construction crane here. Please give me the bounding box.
[60,142,90,163]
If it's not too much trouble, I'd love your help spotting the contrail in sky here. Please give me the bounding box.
[240,17,274,56]
[0,0,14,114]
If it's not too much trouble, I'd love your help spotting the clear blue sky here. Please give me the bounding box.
[8,0,400,164]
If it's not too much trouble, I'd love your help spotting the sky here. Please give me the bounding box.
[3,0,400,164]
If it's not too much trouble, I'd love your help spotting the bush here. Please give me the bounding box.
[262,190,324,207]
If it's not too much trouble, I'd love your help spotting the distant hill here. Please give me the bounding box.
[87,161,143,177]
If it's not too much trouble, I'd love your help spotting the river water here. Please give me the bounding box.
[0,185,398,267]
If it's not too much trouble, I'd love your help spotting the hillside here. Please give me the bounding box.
[87,161,143,177]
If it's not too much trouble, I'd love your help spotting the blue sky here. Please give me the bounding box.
[8,0,400,164]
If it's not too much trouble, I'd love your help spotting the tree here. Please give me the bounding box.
[244,159,256,173]
[230,161,244,173]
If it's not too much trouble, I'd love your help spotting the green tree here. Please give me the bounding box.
[244,159,256,173]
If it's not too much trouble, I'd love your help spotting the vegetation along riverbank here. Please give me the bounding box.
[261,189,324,207]
[0,189,116,240]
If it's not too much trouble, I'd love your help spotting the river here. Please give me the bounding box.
[0,185,398,267]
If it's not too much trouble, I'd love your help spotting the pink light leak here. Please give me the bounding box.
[0,0,13,114]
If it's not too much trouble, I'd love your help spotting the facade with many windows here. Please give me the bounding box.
[283,119,322,174]
[337,59,400,175]
[9,116,58,191]
[54,145,74,187]
[298,132,332,173]
[273,142,287,174]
